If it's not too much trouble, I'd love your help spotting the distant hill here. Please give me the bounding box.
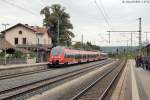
[101,46,139,53]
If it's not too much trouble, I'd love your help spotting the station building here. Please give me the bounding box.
[0,23,53,63]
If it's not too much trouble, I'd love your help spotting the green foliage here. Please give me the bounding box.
[72,42,82,49]
[108,50,135,59]
[40,4,74,47]
[108,52,116,58]
[0,51,4,57]
[0,50,26,58]
[28,53,36,59]
[73,41,101,51]
[141,47,147,56]
[12,51,25,58]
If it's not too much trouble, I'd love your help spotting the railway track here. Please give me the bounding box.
[0,59,109,80]
[0,64,48,80]
[0,59,113,100]
[71,59,126,100]
[0,68,51,80]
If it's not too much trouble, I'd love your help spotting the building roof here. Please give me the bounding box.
[1,23,48,34]
[145,44,150,48]
[0,38,14,49]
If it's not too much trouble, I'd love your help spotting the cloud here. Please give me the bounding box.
[0,0,150,46]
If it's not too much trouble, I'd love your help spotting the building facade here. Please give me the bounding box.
[1,23,53,63]
[2,23,52,46]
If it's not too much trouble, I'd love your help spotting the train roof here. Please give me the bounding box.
[101,52,107,54]
[52,46,101,52]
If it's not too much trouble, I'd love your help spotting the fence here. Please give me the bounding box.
[0,58,26,65]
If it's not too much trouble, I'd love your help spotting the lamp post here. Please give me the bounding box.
[81,34,83,49]
[57,19,60,46]
[36,33,39,63]
[2,24,9,65]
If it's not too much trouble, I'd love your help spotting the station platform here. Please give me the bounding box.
[111,59,150,100]
[0,62,48,70]
[134,62,150,100]
[27,60,142,100]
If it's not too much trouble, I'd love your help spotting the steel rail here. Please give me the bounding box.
[71,60,126,100]
[0,59,110,80]
[99,60,126,100]
[0,59,114,99]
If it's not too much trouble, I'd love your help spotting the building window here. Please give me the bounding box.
[19,30,22,34]
[22,38,26,44]
[14,38,18,45]
[37,38,39,44]
[48,39,51,44]
[44,39,46,44]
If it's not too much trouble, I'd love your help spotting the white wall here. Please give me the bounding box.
[5,26,36,46]
[5,26,52,46]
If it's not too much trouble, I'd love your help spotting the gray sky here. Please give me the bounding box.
[0,0,150,46]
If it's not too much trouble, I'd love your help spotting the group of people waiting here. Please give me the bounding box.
[135,54,149,70]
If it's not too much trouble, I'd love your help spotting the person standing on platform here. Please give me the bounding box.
[140,55,144,69]
[135,55,140,67]
[144,57,149,70]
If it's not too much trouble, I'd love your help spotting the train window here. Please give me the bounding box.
[71,54,74,58]
[79,54,81,58]
[69,54,72,58]
[65,52,70,58]
[78,54,81,59]
[84,54,86,58]
[51,47,63,56]
[75,54,79,59]
[65,53,68,58]
[68,53,71,58]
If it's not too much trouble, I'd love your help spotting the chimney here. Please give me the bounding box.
[25,24,28,26]
[36,26,39,28]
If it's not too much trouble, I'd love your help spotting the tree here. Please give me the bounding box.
[72,42,82,49]
[73,41,101,51]
[40,4,75,47]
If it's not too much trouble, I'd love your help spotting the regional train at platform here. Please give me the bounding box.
[49,46,108,66]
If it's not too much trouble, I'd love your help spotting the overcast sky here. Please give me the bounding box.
[0,0,150,46]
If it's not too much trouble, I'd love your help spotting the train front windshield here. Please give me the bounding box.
[51,47,63,56]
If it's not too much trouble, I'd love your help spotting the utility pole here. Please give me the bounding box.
[126,40,129,53]
[57,19,60,46]
[2,23,9,65]
[106,31,111,43]
[138,17,142,48]
[130,32,133,52]
[107,31,138,46]
[36,33,39,63]
[81,34,83,49]
[108,31,110,43]
[146,32,148,44]
[131,32,133,47]
[144,32,150,45]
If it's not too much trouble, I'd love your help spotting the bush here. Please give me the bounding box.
[0,50,36,59]
[11,51,24,58]
[0,51,5,57]
[28,53,36,59]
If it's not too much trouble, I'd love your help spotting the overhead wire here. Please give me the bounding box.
[98,0,113,29]
[1,0,38,16]
[94,0,112,30]
[94,0,114,44]
[98,34,109,43]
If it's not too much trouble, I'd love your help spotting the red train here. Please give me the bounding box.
[49,46,107,65]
